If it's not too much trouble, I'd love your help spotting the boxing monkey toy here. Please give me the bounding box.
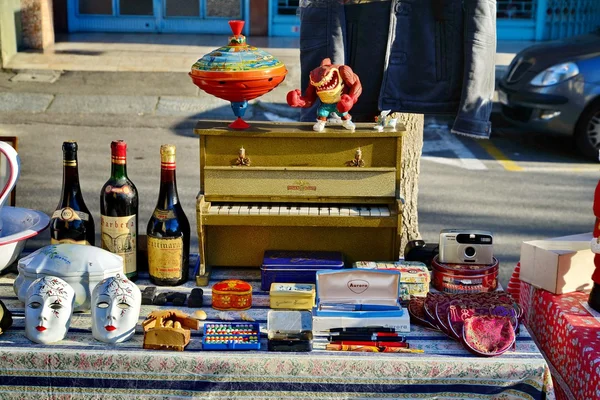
[287,58,362,132]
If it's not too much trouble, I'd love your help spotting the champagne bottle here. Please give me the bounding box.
[50,141,95,245]
[100,140,139,281]
[147,144,190,286]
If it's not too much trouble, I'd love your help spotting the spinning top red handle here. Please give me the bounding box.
[229,20,244,36]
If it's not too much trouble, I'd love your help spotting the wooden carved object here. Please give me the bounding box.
[142,309,200,351]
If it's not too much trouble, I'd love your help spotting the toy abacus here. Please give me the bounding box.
[202,323,261,350]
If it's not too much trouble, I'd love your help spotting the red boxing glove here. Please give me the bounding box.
[336,94,355,113]
[287,89,306,108]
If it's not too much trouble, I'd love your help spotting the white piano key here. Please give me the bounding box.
[229,205,241,214]
[259,205,272,215]
[329,207,340,216]
[318,207,329,216]
[208,204,221,214]
[291,206,301,215]
[249,205,260,215]
[358,207,370,216]
[269,205,281,215]
[309,207,320,216]
[369,207,381,217]
[299,206,310,215]
[238,205,250,215]
[378,206,391,217]
[218,204,231,215]
[339,207,351,216]
[348,207,360,216]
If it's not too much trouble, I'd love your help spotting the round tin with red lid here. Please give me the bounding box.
[211,279,252,311]
[431,255,499,294]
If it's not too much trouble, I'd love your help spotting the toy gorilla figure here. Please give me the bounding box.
[287,58,362,132]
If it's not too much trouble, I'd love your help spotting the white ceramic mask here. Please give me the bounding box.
[25,276,75,344]
[91,274,141,343]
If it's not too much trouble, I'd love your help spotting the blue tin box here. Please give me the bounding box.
[261,250,345,291]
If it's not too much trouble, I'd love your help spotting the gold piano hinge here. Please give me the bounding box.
[346,147,365,167]
[233,146,251,166]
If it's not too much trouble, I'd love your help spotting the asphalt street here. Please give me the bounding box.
[0,69,597,289]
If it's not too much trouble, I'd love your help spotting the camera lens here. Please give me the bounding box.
[464,246,476,258]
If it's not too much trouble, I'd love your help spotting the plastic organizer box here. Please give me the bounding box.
[202,323,261,350]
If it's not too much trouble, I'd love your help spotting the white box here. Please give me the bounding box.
[312,310,410,335]
[520,232,595,294]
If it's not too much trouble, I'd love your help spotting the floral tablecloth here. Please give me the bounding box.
[518,276,600,400]
[0,266,555,399]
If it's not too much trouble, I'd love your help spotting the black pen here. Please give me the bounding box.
[328,327,396,333]
[328,334,406,342]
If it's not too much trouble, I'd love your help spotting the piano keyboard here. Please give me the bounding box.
[207,203,392,217]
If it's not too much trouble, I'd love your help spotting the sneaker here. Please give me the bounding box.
[313,120,326,132]
[342,119,356,131]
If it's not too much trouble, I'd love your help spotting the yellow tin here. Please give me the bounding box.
[269,283,316,310]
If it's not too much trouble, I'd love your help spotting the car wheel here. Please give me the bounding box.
[575,102,600,161]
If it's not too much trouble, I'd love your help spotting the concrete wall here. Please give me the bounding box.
[0,0,23,68]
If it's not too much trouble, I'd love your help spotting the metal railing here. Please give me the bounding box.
[497,0,536,20]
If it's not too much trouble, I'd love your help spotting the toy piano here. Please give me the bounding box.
[194,121,404,285]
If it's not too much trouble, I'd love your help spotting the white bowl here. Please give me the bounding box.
[0,207,50,273]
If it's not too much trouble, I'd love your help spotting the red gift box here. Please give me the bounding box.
[519,280,600,400]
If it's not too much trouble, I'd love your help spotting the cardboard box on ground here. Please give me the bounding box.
[520,232,594,294]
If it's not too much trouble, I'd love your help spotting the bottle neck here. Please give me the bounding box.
[157,167,179,208]
[110,162,127,180]
[61,156,81,200]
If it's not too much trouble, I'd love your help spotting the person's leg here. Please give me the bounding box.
[299,1,346,122]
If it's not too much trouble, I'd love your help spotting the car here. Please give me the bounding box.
[498,29,600,160]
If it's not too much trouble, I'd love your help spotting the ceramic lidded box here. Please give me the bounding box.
[212,279,252,311]
[14,244,123,312]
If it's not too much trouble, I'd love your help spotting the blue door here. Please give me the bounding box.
[269,0,300,36]
[67,0,249,34]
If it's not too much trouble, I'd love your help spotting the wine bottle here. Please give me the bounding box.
[100,140,139,281]
[50,141,95,245]
[147,144,190,286]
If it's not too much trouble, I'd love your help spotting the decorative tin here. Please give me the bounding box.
[189,20,287,130]
[353,261,430,300]
[261,250,344,291]
[269,283,316,310]
[212,279,253,311]
[462,315,515,357]
[431,256,499,294]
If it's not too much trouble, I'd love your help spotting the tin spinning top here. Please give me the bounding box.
[189,20,288,129]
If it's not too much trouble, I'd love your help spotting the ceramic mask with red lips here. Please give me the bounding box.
[25,276,75,344]
[91,274,141,344]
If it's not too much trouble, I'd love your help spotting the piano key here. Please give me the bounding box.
[329,207,340,216]
[238,205,250,215]
[208,204,221,214]
[290,206,301,215]
[218,204,232,215]
[369,207,381,217]
[229,205,241,214]
[358,207,370,216]
[284,205,293,215]
[348,207,360,216]
[378,206,391,217]
[249,205,260,215]
[260,205,272,215]
[309,207,320,216]
[299,206,310,215]
[339,207,351,216]
[319,207,329,216]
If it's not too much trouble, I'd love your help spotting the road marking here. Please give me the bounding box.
[477,140,524,171]
[422,127,487,170]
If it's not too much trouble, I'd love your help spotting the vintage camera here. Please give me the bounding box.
[438,229,494,265]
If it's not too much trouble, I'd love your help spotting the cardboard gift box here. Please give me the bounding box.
[353,260,430,300]
[261,250,344,291]
[312,269,410,333]
[269,283,315,310]
[520,232,594,294]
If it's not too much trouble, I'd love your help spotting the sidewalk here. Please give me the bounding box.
[0,33,533,121]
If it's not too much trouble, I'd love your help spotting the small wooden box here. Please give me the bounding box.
[269,283,316,310]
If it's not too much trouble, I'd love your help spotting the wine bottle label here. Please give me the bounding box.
[50,238,91,245]
[104,185,133,195]
[147,236,183,280]
[152,209,176,221]
[100,215,137,276]
[51,207,90,222]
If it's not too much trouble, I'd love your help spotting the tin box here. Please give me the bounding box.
[269,283,315,310]
[211,279,253,311]
[267,310,313,351]
[261,250,344,291]
[353,260,430,300]
[431,256,499,294]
